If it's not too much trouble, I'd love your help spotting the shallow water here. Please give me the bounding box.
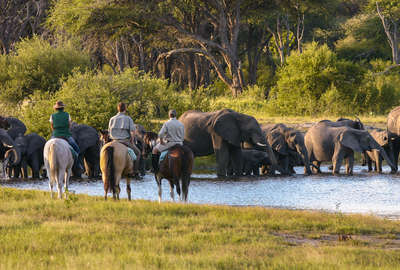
[1,165,400,218]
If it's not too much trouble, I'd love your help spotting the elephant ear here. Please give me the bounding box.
[71,124,99,152]
[339,130,363,153]
[26,133,46,156]
[267,130,288,155]
[0,128,14,148]
[212,111,241,147]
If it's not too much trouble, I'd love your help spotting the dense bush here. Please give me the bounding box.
[18,69,177,138]
[266,42,400,116]
[0,36,91,104]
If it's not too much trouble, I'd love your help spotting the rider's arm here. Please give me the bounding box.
[50,115,53,131]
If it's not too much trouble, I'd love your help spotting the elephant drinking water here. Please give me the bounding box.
[305,121,396,175]
[179,109,277,177]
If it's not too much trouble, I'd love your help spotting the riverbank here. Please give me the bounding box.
[0,187,399,269]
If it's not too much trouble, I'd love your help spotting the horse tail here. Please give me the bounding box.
[104,146,115,193]
[48,142,58,172]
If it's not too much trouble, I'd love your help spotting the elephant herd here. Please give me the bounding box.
[179,108,400,177]
[0,117,102,180]
[2,106,400,180]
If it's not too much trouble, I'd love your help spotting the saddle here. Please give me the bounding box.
[127,147,137,161]
[159,150,168,163]
[54,136,78,160]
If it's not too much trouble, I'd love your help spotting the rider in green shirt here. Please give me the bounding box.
[50,101,82,169]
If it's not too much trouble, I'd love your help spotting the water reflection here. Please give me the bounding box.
[1,165,400,218]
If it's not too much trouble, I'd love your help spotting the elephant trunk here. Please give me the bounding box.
[296,145,312,175]
[375,145,396,172]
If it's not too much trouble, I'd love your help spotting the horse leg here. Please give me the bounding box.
[169,181,175,202]
[126,177,131,201]
[181,176,189,202]
[175,179,181,201]
[64,168,71,199]
[47,167,54,199]
[114,174,121,200]
[57,170,65,199]
[156,175,162,203]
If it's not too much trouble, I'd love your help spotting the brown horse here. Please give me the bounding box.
[143,132,194,202]
[100,141,135,200]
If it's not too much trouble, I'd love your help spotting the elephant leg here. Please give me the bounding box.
[226,159,234,176]
[392,140,400,172]
[212,135,229,177]
[30,152,42,178]
[230,147,243,177]
[280,156,290,175]
[345,155,354,175]
[253,165,260,176]
[332,148,346,175]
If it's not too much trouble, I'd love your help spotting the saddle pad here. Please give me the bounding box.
[159,150,168,163]
[127,147,137,161]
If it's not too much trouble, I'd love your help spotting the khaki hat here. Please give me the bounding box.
[53,100,65,109]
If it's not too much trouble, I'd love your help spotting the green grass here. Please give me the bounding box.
[0,187,399,269]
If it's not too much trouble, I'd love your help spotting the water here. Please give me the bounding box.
[1,165,400,218]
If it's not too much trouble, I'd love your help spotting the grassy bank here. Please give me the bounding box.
[0,188,399,269]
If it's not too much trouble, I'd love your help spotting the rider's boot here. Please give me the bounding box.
[152,153,160,173]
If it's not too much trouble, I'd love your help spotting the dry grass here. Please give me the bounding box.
[0,187,399,269]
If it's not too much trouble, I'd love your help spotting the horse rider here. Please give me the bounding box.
[50,100,83,170]
[108,102,141,177]
[152,109,184,173]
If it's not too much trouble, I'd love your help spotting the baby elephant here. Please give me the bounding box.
[365,128,392,173]
[227,149,271,176]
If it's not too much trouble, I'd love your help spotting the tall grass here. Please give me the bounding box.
[0,188,399,269]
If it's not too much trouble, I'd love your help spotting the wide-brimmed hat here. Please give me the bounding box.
[53,100,65,109]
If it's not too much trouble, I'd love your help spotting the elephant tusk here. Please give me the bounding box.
[256,142,267,147]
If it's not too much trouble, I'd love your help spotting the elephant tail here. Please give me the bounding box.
[104,146,115,194]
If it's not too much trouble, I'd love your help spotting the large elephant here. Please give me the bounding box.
[365,127,391,172]
[262,123,312,175]
[305,121,396,175]
[179,109,277,177]
[70,123,100,178]
[0,116,27,139]
[387,106,400,172]
[4,133,45,178]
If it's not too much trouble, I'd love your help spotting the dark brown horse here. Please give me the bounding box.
[143,132,194,202]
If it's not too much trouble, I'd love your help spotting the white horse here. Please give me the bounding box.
[43,138,74,199]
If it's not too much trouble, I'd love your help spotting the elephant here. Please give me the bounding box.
[364,127,391,172]
[3,133,46,178]
[305,121,396,175]
[227,149,271,176]
[0,116,27,140]
[261,124,312,175]
[387,106,400,172]
[70,123,100,178]
[179,109,277,177]
[0,129,15,178]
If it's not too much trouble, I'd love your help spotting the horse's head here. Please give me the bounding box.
[99,130,111,148]
[142,131,158,158]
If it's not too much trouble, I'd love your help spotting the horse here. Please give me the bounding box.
[143,132,194,203]
[100,140,136,200]
[43,138,74,199]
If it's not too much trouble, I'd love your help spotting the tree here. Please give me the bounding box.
[0,0,50,54]
[369,0,400,64]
